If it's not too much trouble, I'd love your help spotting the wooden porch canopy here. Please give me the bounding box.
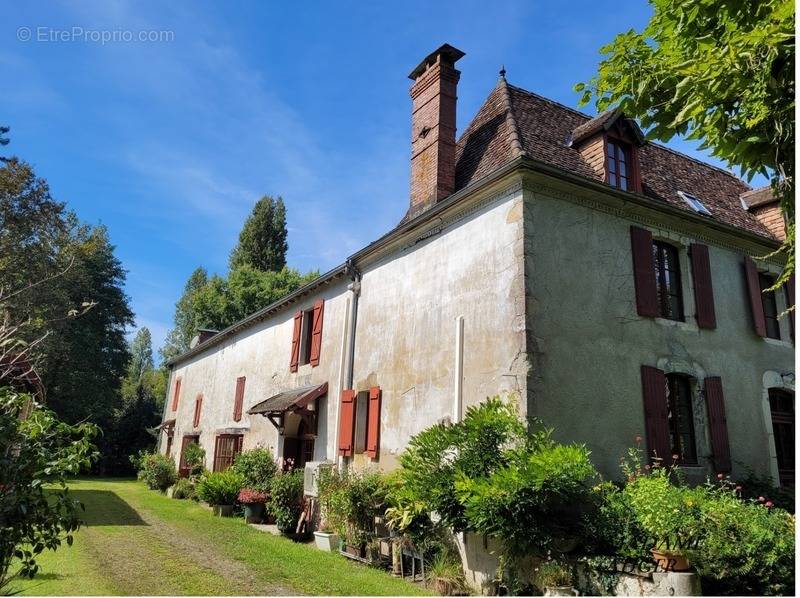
[247,382,327,435]
[156,419,176,431]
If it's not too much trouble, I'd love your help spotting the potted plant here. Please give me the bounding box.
[238,488,269,523]
[427,552,469,596]
[196,470,243,516]
[536,560,574,597]
[314,467,343,551]
[624,465,700,572]
[270,470,306,538]
[182,442,206,479]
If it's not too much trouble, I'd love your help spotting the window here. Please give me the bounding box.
[666,374,697,464]
[607,139,631,190]
[178,435,199,477]
[171,377,182,411]
[299,309,314,366]
[233,376,246,422]
[653,241,684,321]
[213,434,243,472]
[759,273,781,339]
[678,191,712,216]
[768,389,794,487]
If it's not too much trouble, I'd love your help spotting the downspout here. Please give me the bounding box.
[453,315,465,423]
[333,260,361,467]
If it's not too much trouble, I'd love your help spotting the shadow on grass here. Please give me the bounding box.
[68,490,148,526]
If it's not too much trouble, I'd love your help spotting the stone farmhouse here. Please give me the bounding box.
[158,44,794,491]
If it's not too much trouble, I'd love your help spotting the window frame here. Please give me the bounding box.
[665,374,698,465]
[213,434,244,472]
[652,240,685,322]
[768,388,794,487]
[606,138,632,191]
[758,272,781,340]
[299,308,314,366]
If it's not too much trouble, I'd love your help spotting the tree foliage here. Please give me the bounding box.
[160,267,208,363]
[127,327,154,384]
[0,157,134,428]
[577,0,795,281]
[0,387,99,590]
[192,265,318,331]
[229,195,288,273]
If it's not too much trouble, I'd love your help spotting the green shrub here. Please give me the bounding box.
[172,477,195,500]
[319,468,388,546]
[138,453,178,492]
[181,442,205,478]
[231,448,277,493]
[688,480,795,595]
[196,470,243,506]
[395,397,529,533]
[426,551,469,596]
[535,559,572,589]
[270,470,305,534]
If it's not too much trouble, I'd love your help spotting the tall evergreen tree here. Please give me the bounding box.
[229,195,288,272]
[127,327,154,383]
[159,267,208,363]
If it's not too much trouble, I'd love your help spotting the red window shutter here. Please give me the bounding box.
[785,274,795,341]
[690,243,716,329]
[309,299,325,367]
[744,257,766,337]
[338,390,356,457]
[640,365,671,463]
[171,377,182,411]
[233,376,246,422]
[630,227,659,317]
[704,376,731,473]
[193,394,203,428]
[289,311,302,372]
[365,386,382,459]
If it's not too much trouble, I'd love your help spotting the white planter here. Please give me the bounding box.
[313,531,339,551]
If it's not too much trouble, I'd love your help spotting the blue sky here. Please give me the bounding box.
[2,1,763,356]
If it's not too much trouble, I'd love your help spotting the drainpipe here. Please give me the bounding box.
[333,260,361,467]
[453,315,465,423]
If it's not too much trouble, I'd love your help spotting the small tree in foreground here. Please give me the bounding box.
[0,387,99,591]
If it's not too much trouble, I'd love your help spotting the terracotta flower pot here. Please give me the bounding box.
[651,547,690,572]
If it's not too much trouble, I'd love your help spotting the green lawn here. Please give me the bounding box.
[8,478,431,596]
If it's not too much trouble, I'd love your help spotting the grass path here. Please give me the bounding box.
[9,478,431,596]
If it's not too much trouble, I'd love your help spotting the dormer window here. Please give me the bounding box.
[607,139,631,191]
[569,109,644,194]
[678,191,712,216]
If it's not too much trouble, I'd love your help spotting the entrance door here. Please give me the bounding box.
[282,420,315,470]
[769,389,794,487]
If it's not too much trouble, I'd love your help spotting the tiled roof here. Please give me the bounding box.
[453,79,773,239]
[740,186,777,210]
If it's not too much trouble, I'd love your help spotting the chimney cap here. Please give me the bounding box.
[408,43,465,80]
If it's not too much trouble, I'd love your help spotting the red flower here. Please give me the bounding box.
[765,501,774,508]
[717,473,724,480]
[672,454,679,461]
[735,485,742,492]
[238,488,269,504]
[758,496,766,502]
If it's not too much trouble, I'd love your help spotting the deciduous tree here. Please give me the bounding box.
[577,0,794,280]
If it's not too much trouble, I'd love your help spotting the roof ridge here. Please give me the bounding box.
[497,76,525,158]
[505,82,749,185]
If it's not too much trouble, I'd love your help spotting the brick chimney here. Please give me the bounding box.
[407,44,465,219]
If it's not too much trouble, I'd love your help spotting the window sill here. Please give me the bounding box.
[654,317,698,332]
[763,337,793,349]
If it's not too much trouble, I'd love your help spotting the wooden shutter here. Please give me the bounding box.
[690,243,716,329]
[233,376,246,422]
[171,377,182,411]
[785,274,795,341]
[309,299,325,367]
[640,365,671,463]
[338,389,356,457]
[365,386,382,459]
[704,376,731,473]
[289,311,302,372]
[193,394,203,428]
[744,257,766,337]
[630,226,659,317]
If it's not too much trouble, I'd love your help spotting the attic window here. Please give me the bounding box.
[678,191,712,216]
[606,139,631,190]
